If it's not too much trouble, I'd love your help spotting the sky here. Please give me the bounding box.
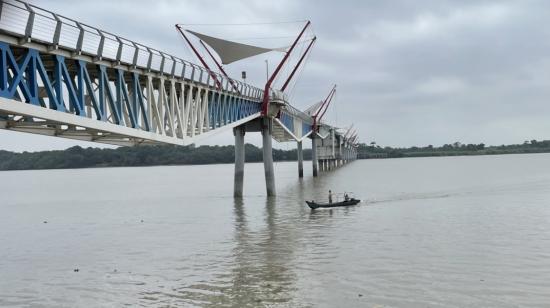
[3,0,550,151]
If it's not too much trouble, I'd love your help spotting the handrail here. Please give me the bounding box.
[0,0,263,99]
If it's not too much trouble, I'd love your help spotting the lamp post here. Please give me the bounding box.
[265,59,269,82]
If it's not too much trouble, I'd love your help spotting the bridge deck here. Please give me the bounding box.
[0,0,355,155]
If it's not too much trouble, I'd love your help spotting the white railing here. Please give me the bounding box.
[0,0,264,100]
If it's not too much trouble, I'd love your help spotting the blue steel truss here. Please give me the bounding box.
[0,44,140,126]
[0,42,263,143]
[280,111,294,132]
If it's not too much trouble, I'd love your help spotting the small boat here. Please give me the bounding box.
[306,198,361,209]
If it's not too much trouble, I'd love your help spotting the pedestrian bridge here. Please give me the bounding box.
[0,0,358,196]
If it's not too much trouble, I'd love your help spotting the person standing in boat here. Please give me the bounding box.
[328,190,333,203]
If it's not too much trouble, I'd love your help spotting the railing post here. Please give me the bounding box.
[21,3,35,44]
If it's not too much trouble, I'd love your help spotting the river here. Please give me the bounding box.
[1,153,549,307]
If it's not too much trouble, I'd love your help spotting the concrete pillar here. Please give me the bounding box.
[233,126,245,198]
[339,138,342,163]
[312,136,318,177]
[344,148,347,164]
[262,118,276,196]
[297,141,304,178]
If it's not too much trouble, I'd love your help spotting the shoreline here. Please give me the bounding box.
[1,150,550,172]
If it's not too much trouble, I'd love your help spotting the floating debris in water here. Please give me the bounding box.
[73,268,79,272]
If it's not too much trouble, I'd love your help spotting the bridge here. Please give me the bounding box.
[0,0,358,197]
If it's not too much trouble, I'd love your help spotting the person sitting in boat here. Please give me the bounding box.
[344,193,349,201]
[328,190,333,203]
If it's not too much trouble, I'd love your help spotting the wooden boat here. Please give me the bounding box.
[306,198,361,209]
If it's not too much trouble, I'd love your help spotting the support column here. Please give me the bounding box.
[262,118,276,196]
[233,126,245,198]
[312,136,318,177]
[297,141,304,178]
[345,148,348,162]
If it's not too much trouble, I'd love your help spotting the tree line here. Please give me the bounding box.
[2,139,550,171]
[357,140,550,159]
[0,144,312,171]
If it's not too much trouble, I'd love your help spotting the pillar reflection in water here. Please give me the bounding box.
[171,198,298,306]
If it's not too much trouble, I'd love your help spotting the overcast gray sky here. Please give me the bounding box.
[3,0,550,152]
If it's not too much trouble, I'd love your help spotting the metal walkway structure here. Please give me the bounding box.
[0,0,358,197]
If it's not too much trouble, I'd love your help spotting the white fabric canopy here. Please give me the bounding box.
[186,30,286,64]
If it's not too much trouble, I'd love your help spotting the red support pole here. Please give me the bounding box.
[351,134,358,145]
[312,85,337,129]
[317,86,336,122]
[344,126,354,139]
[280,36,316,92]
[199,40,240,94]
[261,21,311,115]
[175,25,222,89]
[349,130,358,143]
